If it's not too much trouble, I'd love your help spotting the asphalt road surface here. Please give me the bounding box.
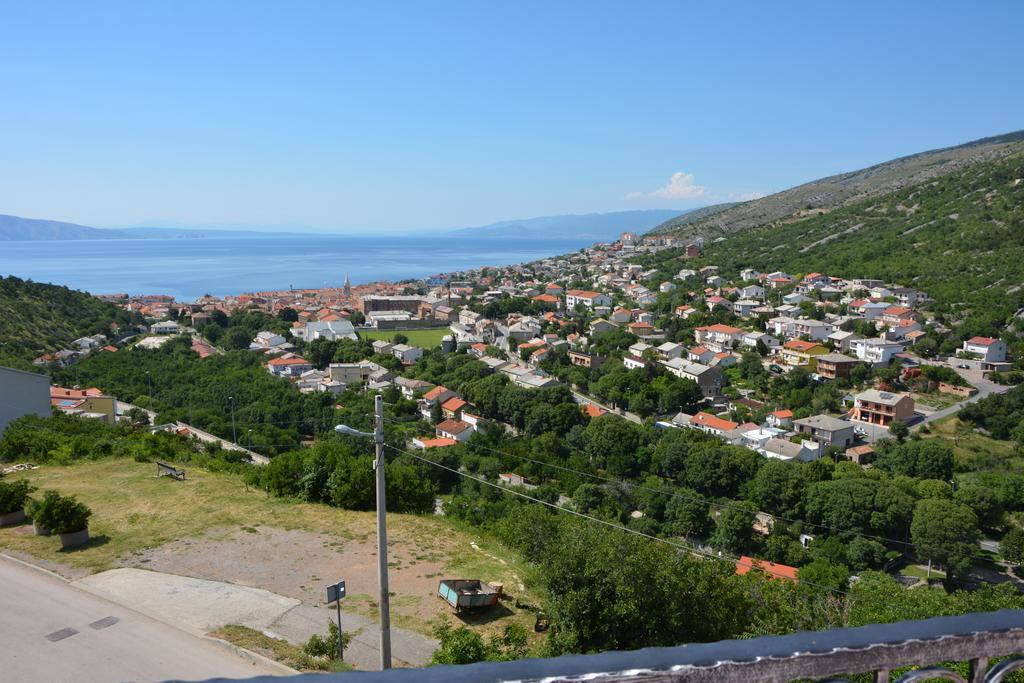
[0,555,282,683]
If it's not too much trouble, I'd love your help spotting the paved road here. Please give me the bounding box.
[571,390,643,424]
[915,361,1011,427]
[0,556,282,683]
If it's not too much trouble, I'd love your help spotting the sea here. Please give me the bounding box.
[0,234,588,301]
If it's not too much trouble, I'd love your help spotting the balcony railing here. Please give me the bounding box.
[219,610,1024,683]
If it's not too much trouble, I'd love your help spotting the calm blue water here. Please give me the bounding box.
[0,234,585,301]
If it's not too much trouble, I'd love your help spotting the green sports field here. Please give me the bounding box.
[357,327,450,348]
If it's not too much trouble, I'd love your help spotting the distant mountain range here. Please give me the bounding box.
[446,209,691,241]
[0,215,273,241]
[0,209,695,243]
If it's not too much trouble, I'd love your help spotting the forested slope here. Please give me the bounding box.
[0,276,141,370]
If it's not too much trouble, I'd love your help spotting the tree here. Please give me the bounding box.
[277,307,298,322]
[221,326,252,351]
[1001,527,1024,567]
[710,501,757,554]
[542,521,748,654]
[954,483,1003,530]
[878,439,953,481]
[910,499,980,579]
[392,333,409,345]
[581,416,644,479]
[748,460,807,518]
[888,420,909,442]
[125,406,151,429]
[663,490,712,538]
[798,559,850,592]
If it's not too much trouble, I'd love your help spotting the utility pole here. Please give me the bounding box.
[229,395,237,443]
[334,395,391,670]
[373,393,392,670]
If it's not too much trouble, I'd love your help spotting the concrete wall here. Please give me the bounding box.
[0,367,51,434]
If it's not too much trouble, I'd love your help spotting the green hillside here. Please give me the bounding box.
[648,130,1024,238]
[688,150,1024,335]
[0,276,141,370]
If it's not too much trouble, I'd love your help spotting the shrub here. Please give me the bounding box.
[0,479,36,514]
[26,489,61,522]
[303,620,350,660]
[41,493,92,534]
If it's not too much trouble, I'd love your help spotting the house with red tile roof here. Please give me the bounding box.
[963,336,1007,363]
[436,419,474,442]
[690,411,739,436]
[441,396,468,420]
[736,556,798,582]
[695,323,744,352]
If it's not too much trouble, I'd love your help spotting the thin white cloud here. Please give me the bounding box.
[628,171,706,200]
[627,171,768,204]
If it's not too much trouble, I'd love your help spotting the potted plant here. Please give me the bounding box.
[47,494,92,548]
[26,490,62,536]
[0,479,36,526]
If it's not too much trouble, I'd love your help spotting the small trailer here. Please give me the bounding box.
[437,579,500,612]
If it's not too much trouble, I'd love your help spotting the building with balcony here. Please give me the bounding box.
[852,389,915,426]
[792,414,855,448]
[780,340,828,370]
[815,352,859,380]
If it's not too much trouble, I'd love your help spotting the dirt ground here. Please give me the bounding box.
[122,524,458,633]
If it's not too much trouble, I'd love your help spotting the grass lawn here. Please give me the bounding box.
[911,392,963,411]
[901,564,946,581]
[0,459,544,643]
[358,328,450,348]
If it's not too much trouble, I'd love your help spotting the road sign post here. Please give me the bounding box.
[326,580,346,661]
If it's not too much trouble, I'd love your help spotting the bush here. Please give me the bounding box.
[26,489,61,522]
[303,620,350,660]
[38,493,92,534]
[0,479,36,514]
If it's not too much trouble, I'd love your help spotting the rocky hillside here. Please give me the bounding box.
[692,149,1024,336]
[648,130,1024,239]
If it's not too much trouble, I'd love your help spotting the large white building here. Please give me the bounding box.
[0,366,50,434]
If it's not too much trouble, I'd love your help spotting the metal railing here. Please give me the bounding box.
[212,609,1024,683]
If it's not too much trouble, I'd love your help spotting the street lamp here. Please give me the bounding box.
[334,394,390,670]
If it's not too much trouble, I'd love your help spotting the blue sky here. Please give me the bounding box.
[1,1,1022,233]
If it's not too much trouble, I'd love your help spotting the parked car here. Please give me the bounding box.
[957,363,970,369]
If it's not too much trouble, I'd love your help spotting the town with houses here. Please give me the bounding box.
[29,230,1012,473]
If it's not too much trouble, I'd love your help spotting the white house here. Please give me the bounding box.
[391,343,423,364]
[963,336,1007,363]
[694,324,745,353]
[151,320,180,334]
[850,337,906,365]
[565,290,612,309]
[732,300,761,318]
[295,319,357,342]
[251,331,287,349]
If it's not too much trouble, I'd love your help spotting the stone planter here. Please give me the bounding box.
[33,520,51,536]
[59,527,89,549]
[0,508,27,527]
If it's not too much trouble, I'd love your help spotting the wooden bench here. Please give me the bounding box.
[156,461,186,481]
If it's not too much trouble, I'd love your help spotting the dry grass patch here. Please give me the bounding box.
[0,459,544,643]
